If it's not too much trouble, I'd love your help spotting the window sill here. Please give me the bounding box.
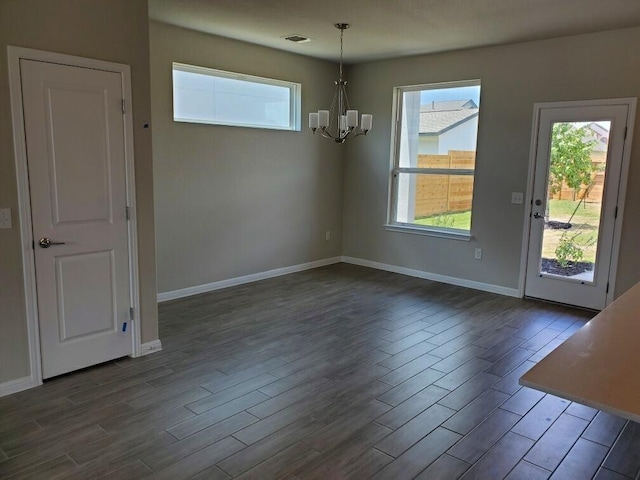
[384,224,473,241]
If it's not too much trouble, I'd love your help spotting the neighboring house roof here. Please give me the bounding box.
[420,99,477,112]
[584,122,609,152]
[419,99,479,135]
[587,122,609,139]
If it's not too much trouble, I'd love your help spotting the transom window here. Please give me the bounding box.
[172,63,301,131]
[388,80,481,237]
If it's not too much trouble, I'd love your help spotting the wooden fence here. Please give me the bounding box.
[414,151,475,218]
[412,149,604,220]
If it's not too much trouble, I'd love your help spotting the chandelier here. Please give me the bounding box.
[308,23,372,143]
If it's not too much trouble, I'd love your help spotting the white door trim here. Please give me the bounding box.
[7,46,142,389]
[518,98,637,305]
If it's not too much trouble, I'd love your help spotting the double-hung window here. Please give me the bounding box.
[388,80,481,238]
[172,63,301,131]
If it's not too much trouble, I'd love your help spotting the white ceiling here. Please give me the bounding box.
[149,0,640,63]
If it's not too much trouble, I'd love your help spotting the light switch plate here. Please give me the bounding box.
[0,208,12,229]
[511,192,524,204]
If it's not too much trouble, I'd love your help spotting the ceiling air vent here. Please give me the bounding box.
[284,34,311,43]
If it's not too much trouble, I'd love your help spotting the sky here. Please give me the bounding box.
[420,85,481,106]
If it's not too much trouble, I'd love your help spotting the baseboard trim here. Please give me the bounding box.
[341,256,521,298]
[158,256,343,302]
[157,255,519,302]
[139,340,163,356]
[0,375,38,398]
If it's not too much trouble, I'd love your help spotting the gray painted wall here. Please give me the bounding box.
[342,27,640,296]
[0,0,158,384]
[150,22,344,294]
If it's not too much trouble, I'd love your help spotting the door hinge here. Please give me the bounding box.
[121,99,126,114]
[129,307,134,320]
[614,205,618,219]
[606,282,610,294]
[126,206,130,220]
[624,126,628,140]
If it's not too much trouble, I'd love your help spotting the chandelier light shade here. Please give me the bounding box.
[309,23,372,143]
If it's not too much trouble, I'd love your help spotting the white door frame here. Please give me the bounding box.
[8,46,143,389]
[518,98,637,306]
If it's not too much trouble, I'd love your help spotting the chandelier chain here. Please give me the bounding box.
[339,27,344,81]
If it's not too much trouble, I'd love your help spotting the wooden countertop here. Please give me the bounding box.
[520,281,640,422]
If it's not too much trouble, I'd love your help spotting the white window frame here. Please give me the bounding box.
[172,62,301,131]
[386,79,481,240]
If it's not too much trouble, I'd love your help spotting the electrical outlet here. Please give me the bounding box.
[325,230,331,241]
[474,248,482,260]
[0,208,12,229]
[511,192,524,204]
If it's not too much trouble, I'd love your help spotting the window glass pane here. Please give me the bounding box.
[172,64,299,130]
[539,121,611,283]
[391,81,481,234]
[395,173,474,231]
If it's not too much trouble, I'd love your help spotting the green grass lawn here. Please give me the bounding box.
[414,210,471,230]
[546,199,601,224]
[541,199,601,263]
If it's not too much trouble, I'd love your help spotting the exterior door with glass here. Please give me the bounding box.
[525,101,633,310]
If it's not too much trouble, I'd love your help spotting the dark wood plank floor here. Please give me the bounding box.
[1,263,639,479]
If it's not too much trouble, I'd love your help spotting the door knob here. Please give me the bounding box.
[39,237,66,248]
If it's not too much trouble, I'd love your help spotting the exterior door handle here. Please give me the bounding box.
[533,212,543,219]
[39,237,66,248]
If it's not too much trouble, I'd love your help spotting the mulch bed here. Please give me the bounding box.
[541,258,594,277]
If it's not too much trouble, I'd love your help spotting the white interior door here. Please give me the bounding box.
[525,102,631,310]
[21,59,132,379]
